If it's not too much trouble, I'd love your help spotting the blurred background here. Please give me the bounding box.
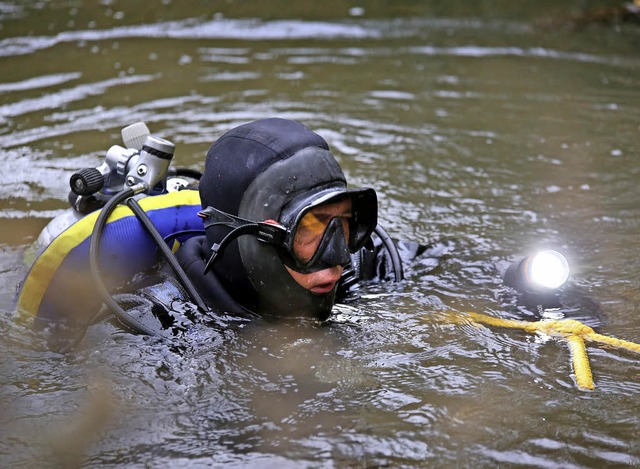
[1,1,639,467]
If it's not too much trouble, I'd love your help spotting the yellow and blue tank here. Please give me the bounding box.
[17,190,203,322]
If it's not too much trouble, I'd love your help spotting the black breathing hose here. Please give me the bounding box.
[126,197,208,311]
[374,225,404,282]
[89,185,161,336]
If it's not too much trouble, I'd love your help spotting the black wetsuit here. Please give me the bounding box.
[111,233,430,336]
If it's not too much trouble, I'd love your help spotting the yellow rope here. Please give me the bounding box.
[588,333,640,353]
[566,335,594,390]
[442,311,640,390]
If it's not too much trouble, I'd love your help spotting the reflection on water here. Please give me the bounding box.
[1,0,640,466]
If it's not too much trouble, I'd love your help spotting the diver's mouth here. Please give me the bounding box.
[310,281,337,294]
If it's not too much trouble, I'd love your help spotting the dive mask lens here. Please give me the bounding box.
[296,210,331,248]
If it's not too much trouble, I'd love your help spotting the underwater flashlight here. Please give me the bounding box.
[504,249,570,293]
[527,250,570,289]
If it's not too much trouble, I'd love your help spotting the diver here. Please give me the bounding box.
[175,118,368,318]
[16,118,431,340]
[131,117,427,334]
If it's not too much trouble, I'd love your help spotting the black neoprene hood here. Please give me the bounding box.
[199,118,377,320]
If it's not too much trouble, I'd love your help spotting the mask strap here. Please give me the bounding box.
[198,206,287,274]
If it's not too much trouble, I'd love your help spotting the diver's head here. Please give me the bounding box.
[198,118,377,320]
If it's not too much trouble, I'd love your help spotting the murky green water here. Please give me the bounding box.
[2,1,640,467]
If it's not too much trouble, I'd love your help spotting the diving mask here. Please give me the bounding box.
[198,187,377,275]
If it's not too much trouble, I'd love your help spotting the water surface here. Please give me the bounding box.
[1,1,640,467]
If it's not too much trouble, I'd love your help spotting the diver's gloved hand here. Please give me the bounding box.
[108,275,199,336]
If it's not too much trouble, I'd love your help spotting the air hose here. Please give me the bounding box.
[126,197,207,311]
[89,185,160,335]
[374,225,404,281]
[89,185,207,336]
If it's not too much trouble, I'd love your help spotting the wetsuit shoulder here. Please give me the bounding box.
[174,236,255,317]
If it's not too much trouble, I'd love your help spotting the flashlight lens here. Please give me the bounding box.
[528,250,569,289]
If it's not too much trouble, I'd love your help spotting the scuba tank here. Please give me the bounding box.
[17,123,206,328]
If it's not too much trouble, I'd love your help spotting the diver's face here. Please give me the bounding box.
[285,198,352,293]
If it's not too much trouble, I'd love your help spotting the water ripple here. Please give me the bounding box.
[408,45,639,68]
[0,18,378,58]
[0,74,156,120]
[0,72,82,93]
[0,92,220,149]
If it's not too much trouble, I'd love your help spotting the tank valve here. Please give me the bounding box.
[70,168,105,196]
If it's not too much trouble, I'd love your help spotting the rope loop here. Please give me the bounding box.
[440,310,640,390]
